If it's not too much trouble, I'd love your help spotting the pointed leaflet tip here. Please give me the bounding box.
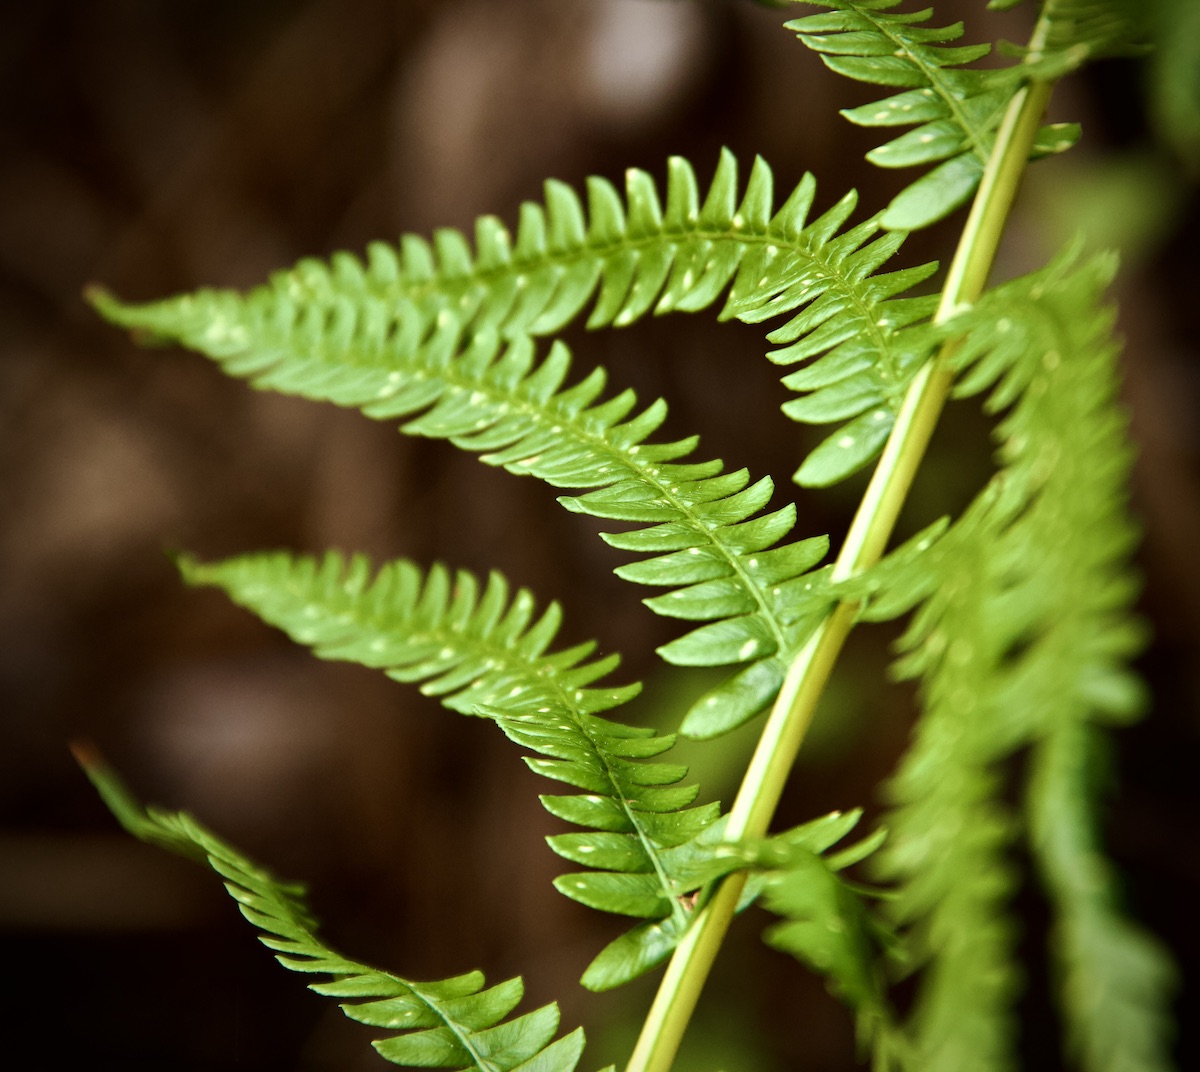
[83,284,136,324]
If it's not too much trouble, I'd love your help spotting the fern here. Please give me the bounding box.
[89,149,941,495]
[73,745,589,1072]
[946,253,1175,1072]
[91,157,910,742]
[178,551,730,985]
[87,152,952,742]
[159,309,843,741]
[81,2,1181,1072]
[850,250,1176,1070]
[724,814,906,1068]
[1028,724,1178,1072]
[785,0,1070,228]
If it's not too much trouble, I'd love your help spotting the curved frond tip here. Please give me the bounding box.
[74,748,585,1072]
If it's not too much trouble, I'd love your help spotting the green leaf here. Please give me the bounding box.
[581,916,689,992]
[879,153,984,230]
[679,657,787,740]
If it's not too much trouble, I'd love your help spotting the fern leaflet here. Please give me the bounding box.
[179,550,738,990]
[74,745,588,1072]
[721,811,907,1068]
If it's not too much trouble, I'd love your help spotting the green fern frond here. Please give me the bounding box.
[86,152,956,738]
[74,746,587,1072]
[741,813,904,1057]
[785,0,1080,229]
[178,550,732,990]
[681,809,904,1068]
[763,856,906,1069]
[938,252,1176,1072]
[88,149,939,494]
[853,250,1175,1070]
[863,495,1025,1072]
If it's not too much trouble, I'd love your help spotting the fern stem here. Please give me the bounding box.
[625,18,1060,1072]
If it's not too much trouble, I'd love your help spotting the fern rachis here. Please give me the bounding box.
[82,2,1179,1071]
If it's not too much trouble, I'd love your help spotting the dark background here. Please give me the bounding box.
[1,1,1197,1069]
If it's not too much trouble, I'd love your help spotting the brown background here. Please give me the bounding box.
[2,1,1197,1069]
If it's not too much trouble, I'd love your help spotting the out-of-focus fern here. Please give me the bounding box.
[73,746,590,1072]
[1029,725,1177,1072]
[852,251,1176,1071]
[947,253,1176,1072]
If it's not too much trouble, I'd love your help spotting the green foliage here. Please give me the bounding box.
[849,248,1175,1071]
[178,550,726,989]
[88,148,941,495]
[75,746,589,1072]
[785,0,1075,228]
[89,147,947,740]
[84,2,1180,1072]
[724,812,905,1065]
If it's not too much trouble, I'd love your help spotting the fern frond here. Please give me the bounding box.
[74,746,586,1072]
[179,550,737,990]
[786,0,1080,229]
[725,810,907,1067]
[855,250,1176,1071]
[764,866,906,1069]
[939,252,1177,1072]
[89,150,939,494]
[863,494,1025,1072]
[87,153,955,736]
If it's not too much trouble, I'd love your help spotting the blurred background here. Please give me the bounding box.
[2,1,1197,1069]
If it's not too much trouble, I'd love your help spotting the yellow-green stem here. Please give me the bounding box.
[624,21,1057,1072]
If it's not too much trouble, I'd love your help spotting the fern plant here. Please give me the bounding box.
[82,1,1179,1069]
